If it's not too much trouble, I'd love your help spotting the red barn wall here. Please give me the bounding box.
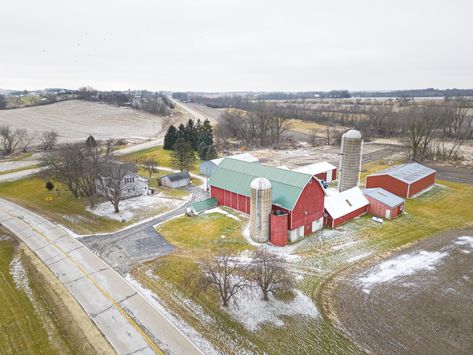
[291,178,325,235]
[365,195,404,219]
[210,186,250,213]
[408,172,436,197]
[332,169,337,181]
[314,172,327,181]
[365,175,409,197]
[327,205,368,228]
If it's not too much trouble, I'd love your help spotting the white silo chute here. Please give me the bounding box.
[249,177,272,243]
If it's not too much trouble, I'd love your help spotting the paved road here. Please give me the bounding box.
[426,163,473,185]
[0,167,42,182]
[81,185,209,274]
[0,198,202,355]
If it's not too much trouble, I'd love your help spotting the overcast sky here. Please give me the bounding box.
[1,0,472,92]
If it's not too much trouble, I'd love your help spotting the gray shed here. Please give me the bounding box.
[160,171,191,188]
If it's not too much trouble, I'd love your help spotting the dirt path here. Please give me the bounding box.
[326,229,473,355]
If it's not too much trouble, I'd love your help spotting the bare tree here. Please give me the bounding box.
[197,249,248,307]
[18,130,38,152]
[0,125,26,154]
[40,143,83,198]
[41,130,59,151]
[97,162,133,213]
[249,249,293,301]
[143,158,158,178]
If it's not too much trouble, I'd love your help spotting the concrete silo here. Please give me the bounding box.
[249,177,272,243]
[338,129,363,192]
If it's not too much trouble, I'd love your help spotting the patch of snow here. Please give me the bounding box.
[455,236,473,249]
[88,194,183,222]
[358,250,448,293]
[125,275,218,355]
[347,252,372,263]
[10,256,34,300]
[228,287,319,331]
[203,207,240,221]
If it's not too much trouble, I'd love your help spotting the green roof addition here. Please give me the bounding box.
[190,197,218,213]
[209,158,313,210]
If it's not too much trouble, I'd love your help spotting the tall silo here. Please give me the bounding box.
[338,129,363,192]
[249,177,272,243]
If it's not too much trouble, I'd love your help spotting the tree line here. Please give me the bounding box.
[0,125,58,155]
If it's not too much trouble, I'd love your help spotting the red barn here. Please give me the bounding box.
[209,158,326,243]
[363,188,405,219]
[365,162,436,198]
[324,187,369,228]
[293,161,337,183]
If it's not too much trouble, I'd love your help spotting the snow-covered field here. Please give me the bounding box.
[88,192,186,222]
[228,287,318,331]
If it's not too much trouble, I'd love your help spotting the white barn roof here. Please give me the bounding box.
[293,161,336,176]
[325,187,369,219]
[369,162,436,184]
[363,188,405,208]
[211,153,259,166]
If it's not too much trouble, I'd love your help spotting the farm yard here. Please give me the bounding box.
[126,172,473,354]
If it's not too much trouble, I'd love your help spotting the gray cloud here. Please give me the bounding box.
[1,0,472,91]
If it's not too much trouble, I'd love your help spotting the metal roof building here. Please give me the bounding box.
[199,153,259,177]
[160,171,191,189]
[324,187,369,228]
[365,162,436,198]
[293,161,337,183]
[363,188,405,219]
[209,158,326,242]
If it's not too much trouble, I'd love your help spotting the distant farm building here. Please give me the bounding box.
[293,161,337,183]
[209,158,325,245]
[363,188,405,219]
[324,187,369,228]
[200,153,259,177]
[365,163,436,198]
[160,171,191,188]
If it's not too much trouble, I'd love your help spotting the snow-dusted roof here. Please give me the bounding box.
[369,162,436,184]
[293,161,336,176]
[325,187,369,219]
[363,188,405,208]
[212,153,259,166]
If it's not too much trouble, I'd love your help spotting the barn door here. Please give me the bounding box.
[385,209,391,219]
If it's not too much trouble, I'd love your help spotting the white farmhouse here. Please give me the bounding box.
[96,163,149,199]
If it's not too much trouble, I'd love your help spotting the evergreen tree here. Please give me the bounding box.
[163,125,178,150]
[177,123,186,141]
[196,119,214,148]
[185,118,198,149]
[85,135,97,148]
[204,145,218,160]
[45,180,55,191]
[170,138,196,171]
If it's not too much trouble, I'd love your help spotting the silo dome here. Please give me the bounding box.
[249,177,272,243]
[250,177,272,190]
[343,129,362,139]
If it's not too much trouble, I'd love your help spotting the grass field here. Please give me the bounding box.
[0,177,122,234]
[0,236,74,354]
[125,145,202,175]
[288,119,327,135]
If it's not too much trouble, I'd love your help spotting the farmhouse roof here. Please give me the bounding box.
[369,162,436,184]
[211,153,259,166]
[324,187,369,219]
[363,188,405,208]
[209,158,314,210]
[293,161,336,176]
[162,171,190,182]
